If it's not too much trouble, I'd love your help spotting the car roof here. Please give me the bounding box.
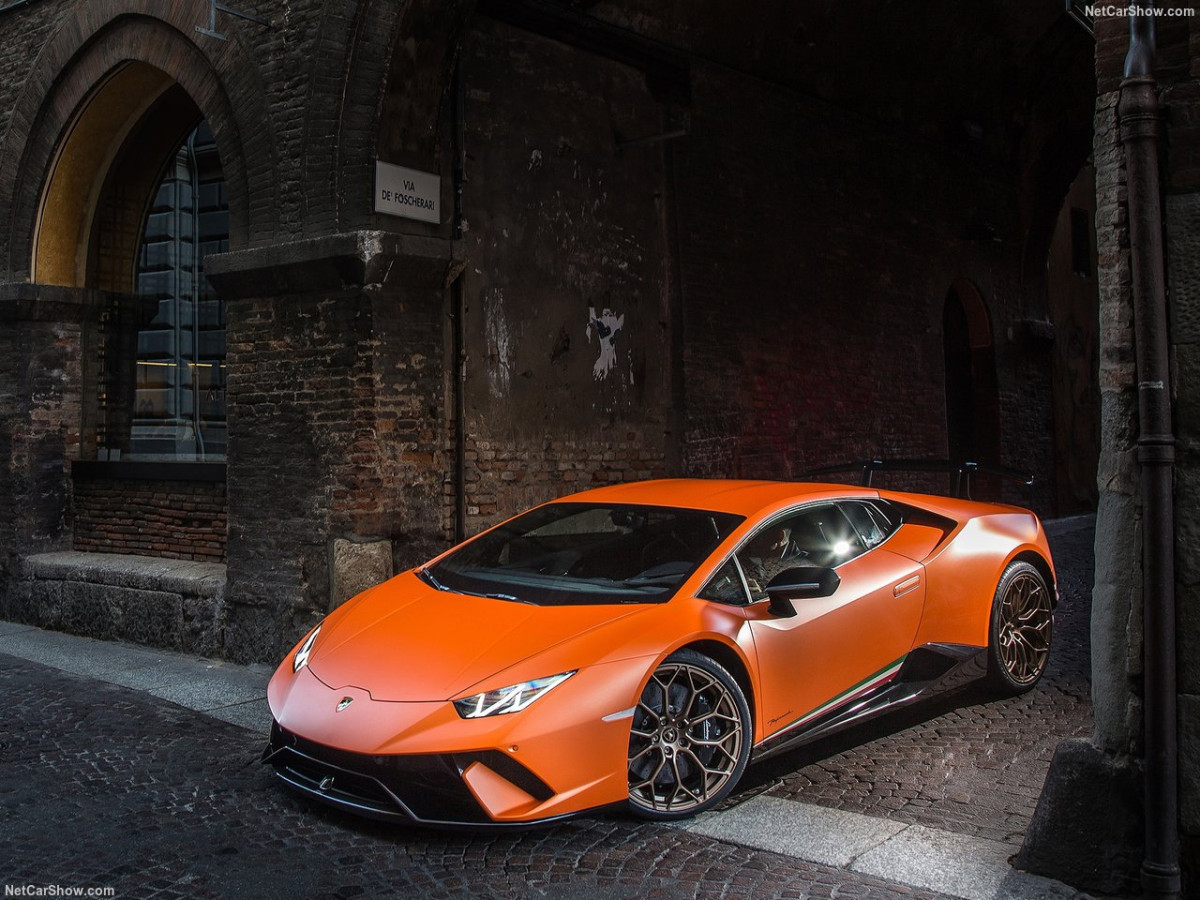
[554,479,877,518]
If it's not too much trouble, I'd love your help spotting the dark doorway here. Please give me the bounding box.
[943,281,1001,473]
[1044,165,1100,514]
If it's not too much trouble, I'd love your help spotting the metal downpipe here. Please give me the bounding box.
[451,56,468,544]
[1117,5,1180,898]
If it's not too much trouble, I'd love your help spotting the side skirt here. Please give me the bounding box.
[751,643,987,762]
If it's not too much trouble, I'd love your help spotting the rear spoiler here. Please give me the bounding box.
[800,458,1035,501]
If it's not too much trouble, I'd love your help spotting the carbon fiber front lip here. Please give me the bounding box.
[269,743,420,822]
[262,722,591,828]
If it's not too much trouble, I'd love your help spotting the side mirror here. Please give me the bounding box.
[765,567,840,618]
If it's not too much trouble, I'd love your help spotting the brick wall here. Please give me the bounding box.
[206,236,454,661]
[222,284,381,659]
[0,286,88,569]
[0,2,1088,664]
[0,0,75,248]
[454,12,1062,531]
[72,478,227,561]
[458,434,668,525]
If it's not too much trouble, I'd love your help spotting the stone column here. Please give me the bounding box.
[1020,16,1200,895]
[204,231,460,663]
[0,283,90,619]
[1164,117,1200,886]
[1015,71,1147,900]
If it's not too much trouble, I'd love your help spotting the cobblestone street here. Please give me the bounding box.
[755,516,1094,846]
[0,519,1096,900]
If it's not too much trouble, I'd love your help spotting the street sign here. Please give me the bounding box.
[374,161,440,224]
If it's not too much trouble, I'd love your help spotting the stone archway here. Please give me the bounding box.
[31,62,181,288]
[0,10,273,283]
[30,55,233,460]
[0,11,259,582]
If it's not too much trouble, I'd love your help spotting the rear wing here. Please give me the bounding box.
[801,458,1035,501]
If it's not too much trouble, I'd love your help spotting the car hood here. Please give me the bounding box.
[307,571,648,701]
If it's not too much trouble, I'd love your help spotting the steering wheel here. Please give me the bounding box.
[640,533,692,569]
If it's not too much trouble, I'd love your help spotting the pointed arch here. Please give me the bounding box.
[0,8,278,282]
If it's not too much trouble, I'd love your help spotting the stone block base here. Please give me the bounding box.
[330,538,393,611]
[1015,738,1143,896]
[6,552,226,657]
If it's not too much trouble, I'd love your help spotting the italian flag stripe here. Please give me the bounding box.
[771,655,907,739]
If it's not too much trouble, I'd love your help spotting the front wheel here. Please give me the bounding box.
[986,560,1053,695]
[627,649,752,820]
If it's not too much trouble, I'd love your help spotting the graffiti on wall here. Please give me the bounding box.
[586,306,625,381]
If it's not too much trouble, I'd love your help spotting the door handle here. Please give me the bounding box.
[893,575,921,598]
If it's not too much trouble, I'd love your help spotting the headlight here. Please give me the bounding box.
[453,671,576,718]
[292,624,322,673]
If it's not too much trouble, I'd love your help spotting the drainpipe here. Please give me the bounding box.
[451,57,468,543]
[1117,5,1180,899]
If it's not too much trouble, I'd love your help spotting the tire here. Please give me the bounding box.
[986,560,1054,695]
[627,648,752,821]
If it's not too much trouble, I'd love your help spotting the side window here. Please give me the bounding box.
[732,505,867,602]
[841,501,899,550]
[699,558,750,605]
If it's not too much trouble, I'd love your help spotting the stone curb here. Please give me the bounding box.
[679,795,1094,900]
[0,618,270,733]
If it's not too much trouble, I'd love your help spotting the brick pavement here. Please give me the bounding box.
[746,517,1095,847]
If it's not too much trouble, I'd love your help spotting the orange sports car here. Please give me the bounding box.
[263,478,1055,826]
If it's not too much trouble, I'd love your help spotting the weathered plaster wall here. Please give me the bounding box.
[456,17,672,530]
[1090,80,1144,763]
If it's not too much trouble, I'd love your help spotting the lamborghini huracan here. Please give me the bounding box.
[263,478,1055,826]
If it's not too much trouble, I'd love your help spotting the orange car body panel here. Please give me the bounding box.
[741,546,925,738]
[307,573,653,701]
[266,478,1055,825]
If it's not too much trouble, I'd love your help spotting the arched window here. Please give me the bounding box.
[97,121,228,461]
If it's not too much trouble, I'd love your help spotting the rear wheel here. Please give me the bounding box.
[627,649,751,820]
[986,561,1053,694]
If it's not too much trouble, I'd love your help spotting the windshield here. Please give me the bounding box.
[425,503,744,606]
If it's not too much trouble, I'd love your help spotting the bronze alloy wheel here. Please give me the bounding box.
[988,561,1053,693]
[627,649,751,820]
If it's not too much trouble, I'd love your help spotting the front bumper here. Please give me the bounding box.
[262,721,576,826]
[264,660,652,825]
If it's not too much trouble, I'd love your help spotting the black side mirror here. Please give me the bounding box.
[765,566,840,617]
